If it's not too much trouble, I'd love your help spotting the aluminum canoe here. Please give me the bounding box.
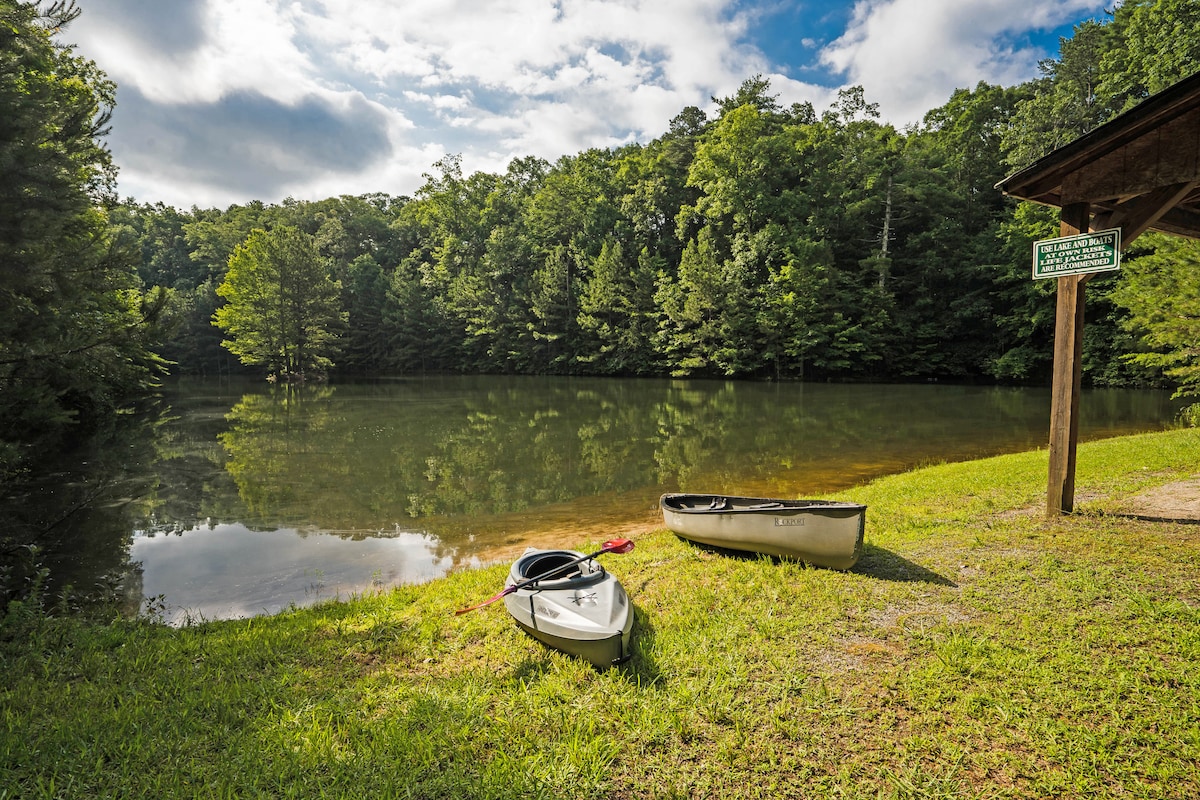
[660,493,866,570]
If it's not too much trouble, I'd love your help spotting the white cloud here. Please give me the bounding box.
[76,0,315,105]
[73,0,780,206]
[401,91,473,119]
[820,0,1107,125]
[67,0,1104,208]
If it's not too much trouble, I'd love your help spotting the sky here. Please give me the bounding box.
[67,0,1113,210]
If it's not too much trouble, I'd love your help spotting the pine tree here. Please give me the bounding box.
[1,0,168,469]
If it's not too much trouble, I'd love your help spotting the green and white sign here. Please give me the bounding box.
[1032,228,1121,280]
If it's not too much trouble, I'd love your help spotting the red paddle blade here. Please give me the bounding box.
[602,538,635,554]
[453,585,514,615]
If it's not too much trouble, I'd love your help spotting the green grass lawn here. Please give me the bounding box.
[3,429,1199,799]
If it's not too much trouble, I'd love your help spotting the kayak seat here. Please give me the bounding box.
[513,550,605,590]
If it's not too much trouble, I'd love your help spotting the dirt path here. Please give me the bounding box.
[1117,477,1200,522]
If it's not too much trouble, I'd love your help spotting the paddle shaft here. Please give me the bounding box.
[454,538,632,615]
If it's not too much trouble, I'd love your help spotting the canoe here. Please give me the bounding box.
[503,547,634,668]
[659,493,867,570]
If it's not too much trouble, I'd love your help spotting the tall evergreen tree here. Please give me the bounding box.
[576,239,661,375]
[524,149,624,371]
[1002,19,1111,170]
[1,0,168,470]
[340,254,392,372]
[1111,235,1200,416]
[1099,0,1200,111]
[895,82,1030,378]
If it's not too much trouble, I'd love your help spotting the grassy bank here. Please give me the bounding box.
[3,429,1199,799]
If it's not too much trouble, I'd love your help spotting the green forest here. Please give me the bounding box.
[3,0,1200,475]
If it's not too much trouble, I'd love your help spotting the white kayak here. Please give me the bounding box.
[503,547,634,669]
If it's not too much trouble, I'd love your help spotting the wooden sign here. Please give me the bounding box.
[1033,228,1121,279]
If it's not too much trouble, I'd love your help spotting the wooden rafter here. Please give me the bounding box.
[997,70,1200,241]
[995,71,1200,516]
[1092,180,1200,244]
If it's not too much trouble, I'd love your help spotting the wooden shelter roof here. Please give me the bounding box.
[996,70,1200,242]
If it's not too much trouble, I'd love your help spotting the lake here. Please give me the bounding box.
[5,376,1183,624]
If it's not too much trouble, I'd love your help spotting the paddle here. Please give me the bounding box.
[454,538,634,615]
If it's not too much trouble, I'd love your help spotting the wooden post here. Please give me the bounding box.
[1047,202,1090,516]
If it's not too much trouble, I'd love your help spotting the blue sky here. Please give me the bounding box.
[69,0,1111,210]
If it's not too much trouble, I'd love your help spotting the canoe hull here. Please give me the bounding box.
[503,548,634,669]
[660,493,866,570]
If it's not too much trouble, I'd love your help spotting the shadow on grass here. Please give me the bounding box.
[852,545,956,586]
[507,602,665,685]
[625,605,663,686]
[669,540,955,587]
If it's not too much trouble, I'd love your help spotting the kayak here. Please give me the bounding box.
[503,547,634,668]
[659,493,867,570]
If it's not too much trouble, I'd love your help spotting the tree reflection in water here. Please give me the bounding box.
[1,375,1182,622]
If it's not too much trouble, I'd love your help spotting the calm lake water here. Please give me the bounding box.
[6,376,1184,623]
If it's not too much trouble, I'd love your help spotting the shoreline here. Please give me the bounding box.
[5,428,1199,799]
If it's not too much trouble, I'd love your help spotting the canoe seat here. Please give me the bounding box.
[749,502,784,509]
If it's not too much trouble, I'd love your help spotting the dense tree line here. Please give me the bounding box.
[4,0,1199,474]
[116,1,1198,391]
